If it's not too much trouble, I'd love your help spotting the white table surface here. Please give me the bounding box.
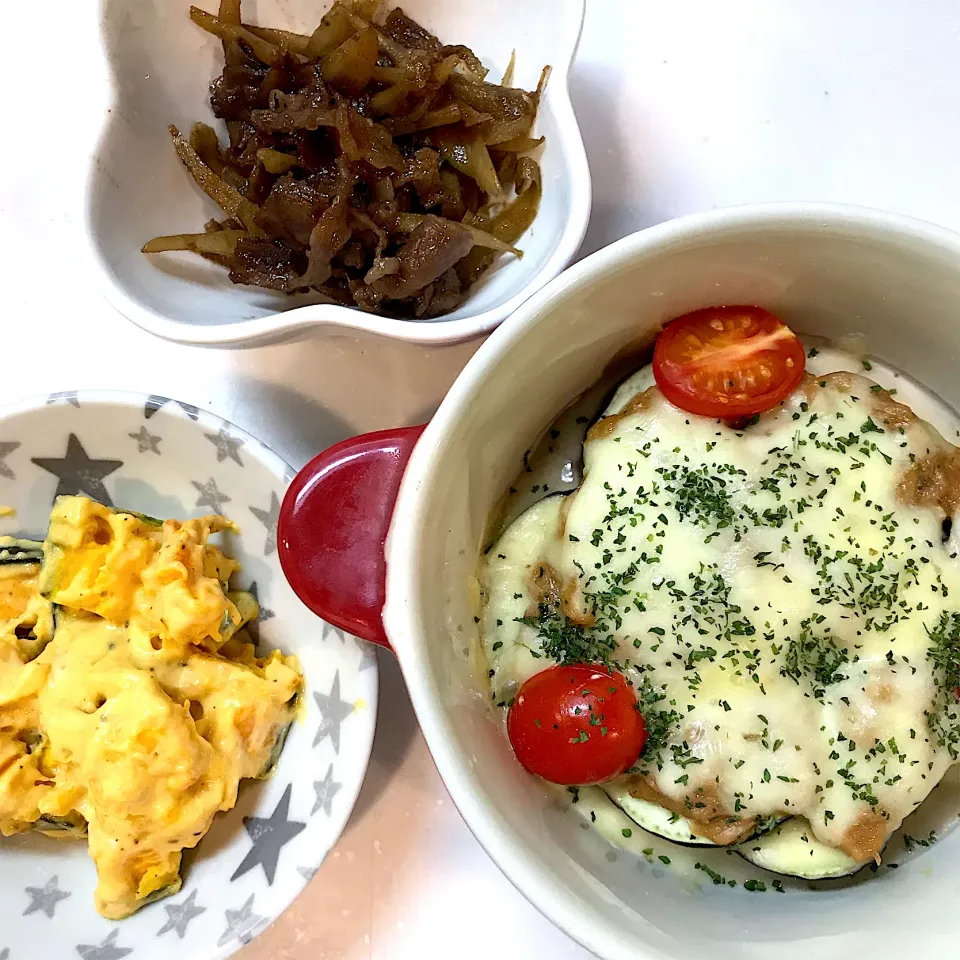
[7,1,960,957]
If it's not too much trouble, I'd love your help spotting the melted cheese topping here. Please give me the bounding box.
[0,499,302,919]
[481,369,960,864]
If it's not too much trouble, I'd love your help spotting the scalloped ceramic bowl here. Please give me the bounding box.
[0,391,377,960]
[86,0,589,347]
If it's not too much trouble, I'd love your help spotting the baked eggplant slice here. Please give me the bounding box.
[602,781,718,846]
[603,780,789,847]
[736,816,871,880]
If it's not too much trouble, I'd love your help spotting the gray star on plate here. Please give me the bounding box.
[205,427,244,466]
[321,622,345,644]
[0,441,19,481]
[313,671,355,753]
[297,866,318,882]
[32,434,122,506]
[46,390,80,408]
[246,581,274,622]
[249,492,280,556]
[217,894,267,948]
[157,888,206,939]
[357,640,377,672]
[192,477,231,515]
[75,929,132,960]
[144,395,199,421]
[23,875,70,918]
[245,582,275,646]
[230,783,306,885]
[311,763,342,817]
[128,425,161,454]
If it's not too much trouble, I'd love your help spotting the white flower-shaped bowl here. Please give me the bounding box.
[0,391,377,960]
[86,0,590,347]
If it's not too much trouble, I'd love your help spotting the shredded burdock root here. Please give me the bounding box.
[143,0,548,319]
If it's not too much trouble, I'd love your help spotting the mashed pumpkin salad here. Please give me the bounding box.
[481,307,960,882]
[0,495,303,919]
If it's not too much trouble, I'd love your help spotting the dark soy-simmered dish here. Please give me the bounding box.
[481,307,960,883]
[143,0,547,319]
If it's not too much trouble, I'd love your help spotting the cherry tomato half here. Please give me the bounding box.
[507,664,647,785]
[652,306,806,419]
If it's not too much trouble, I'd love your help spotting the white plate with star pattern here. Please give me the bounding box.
[0,390,378,960]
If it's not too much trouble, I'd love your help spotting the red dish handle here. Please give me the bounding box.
[277,424,427,650]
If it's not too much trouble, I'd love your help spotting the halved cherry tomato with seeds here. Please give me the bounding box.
[653,306,806,419]
[507,664,647,785]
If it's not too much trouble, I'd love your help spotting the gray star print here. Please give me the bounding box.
[357,640,377,672]
[23,875,70,918]
[205,427,245,466]
[0,441,19,480]
[144,395,199,421]
[46,391,80,408]
[75,929,132,960]
[245,582,275,646]
[311,763,342,816]
[247,581,275,621]
[313,671,355,753]
[157,888,206,939]
[1,948,9,959]
[321,622,346,644]
[32,434,122,506]
[249,491,280,555]
[230,783,306,885]
[217,894,267,947]
[298,866,318,881]
[128,425,161,454]
[192,477,231,515]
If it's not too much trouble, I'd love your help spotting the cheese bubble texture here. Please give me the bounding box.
[481,361,960,869]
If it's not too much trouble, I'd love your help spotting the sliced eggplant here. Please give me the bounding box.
[602,779,787,847]
[602,781,718,846]
[736,816,870,880]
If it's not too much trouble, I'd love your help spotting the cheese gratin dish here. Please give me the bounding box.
[482,340,960,880]
[0,495,303,919]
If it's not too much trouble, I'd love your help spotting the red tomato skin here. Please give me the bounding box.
[653,305,806,419]
[506,664,648,786]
